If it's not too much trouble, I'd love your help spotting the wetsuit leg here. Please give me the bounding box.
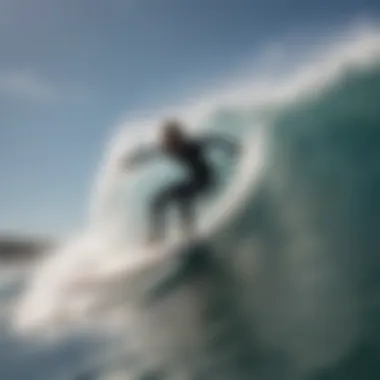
[149,179,208,243]
[150,184,177,243]
[176,181,200,237]
[175,179,211,238]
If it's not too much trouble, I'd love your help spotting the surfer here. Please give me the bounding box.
[123,119,239,245]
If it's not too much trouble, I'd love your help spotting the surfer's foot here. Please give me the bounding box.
[146,235,162,248]
[146,240,158,248]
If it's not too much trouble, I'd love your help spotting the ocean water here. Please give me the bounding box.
[2,25,380,380]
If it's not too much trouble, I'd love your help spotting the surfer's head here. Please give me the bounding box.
[161,118,186,150]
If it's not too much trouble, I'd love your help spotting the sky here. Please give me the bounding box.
[0,0,379,238]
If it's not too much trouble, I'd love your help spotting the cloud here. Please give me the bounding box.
[0,70,56,101]
[0,69,87,103]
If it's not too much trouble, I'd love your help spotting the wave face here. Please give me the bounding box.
[13,26,380,380]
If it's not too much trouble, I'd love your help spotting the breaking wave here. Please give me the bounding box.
[13,24,380,380]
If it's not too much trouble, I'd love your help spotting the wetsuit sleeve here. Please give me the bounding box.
[201,135,240,156]
[125,145,162,168]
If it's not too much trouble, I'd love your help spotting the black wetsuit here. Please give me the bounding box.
[151,140,214,241]
[129,135,236,242]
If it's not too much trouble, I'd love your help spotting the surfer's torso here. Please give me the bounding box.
[164,140,213,186]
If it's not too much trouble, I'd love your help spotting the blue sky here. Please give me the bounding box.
[1,0,379,237]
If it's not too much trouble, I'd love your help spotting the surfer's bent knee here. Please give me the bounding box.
[151,187,174,213]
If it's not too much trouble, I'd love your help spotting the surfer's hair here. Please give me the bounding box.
[162,118,186,139]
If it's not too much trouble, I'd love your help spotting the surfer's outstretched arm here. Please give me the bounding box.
[123,146,162,170]
[202,135,240,156]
